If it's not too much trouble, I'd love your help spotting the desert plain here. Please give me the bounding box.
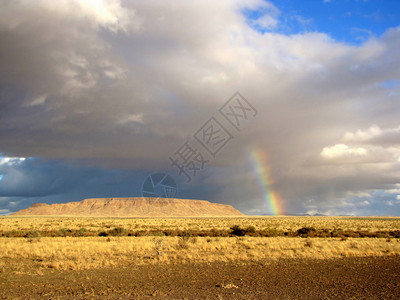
[1,208,400,299]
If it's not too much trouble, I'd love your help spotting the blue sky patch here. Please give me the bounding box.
[245,0,400,44]
[380,79,399,89]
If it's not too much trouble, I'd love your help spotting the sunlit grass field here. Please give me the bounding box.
[1,216,399,232]
[1,216,399,272]
[2,236,400,271]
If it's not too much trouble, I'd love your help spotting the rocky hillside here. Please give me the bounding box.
[12,198,244,217]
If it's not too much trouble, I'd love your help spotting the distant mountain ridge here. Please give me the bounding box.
[12,198,244,217]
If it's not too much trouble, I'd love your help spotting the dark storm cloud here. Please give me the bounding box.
[0,157,156,214]
[0,0,400,215]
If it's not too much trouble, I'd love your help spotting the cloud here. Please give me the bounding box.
[343,125,400,146]
[321,144,367,159]
[0,157,26,166]
[0,156,156,213]
[343,125,383,142]
[116,113,144,126]
[0,0,138,33]
[0,1,400,215]
[251,14,279,30]
[22,94,47,107]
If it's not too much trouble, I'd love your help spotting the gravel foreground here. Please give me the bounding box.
[1,256,400,299]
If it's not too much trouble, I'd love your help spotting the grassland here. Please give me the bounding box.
[1,215,399,234]
[1,216,399,272]
[2,236,400,272]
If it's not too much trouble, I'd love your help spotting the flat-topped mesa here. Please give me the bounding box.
[11,198,245,217]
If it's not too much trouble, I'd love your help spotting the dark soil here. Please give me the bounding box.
[1,256,400,299]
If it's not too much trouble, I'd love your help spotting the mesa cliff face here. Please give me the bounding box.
[12,198,244,217]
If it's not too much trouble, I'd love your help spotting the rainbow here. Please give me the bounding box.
[250,148,284,215]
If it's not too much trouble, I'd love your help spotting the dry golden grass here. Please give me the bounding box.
[1,236,399,271]
[1,216,399,233]
[1,216,399,272]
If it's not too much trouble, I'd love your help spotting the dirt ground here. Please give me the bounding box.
[1,256,400,299]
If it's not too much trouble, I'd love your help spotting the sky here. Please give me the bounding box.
[1,0,400,216]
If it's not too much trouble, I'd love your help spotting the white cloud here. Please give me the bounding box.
[320,125,400,166]
[0,157,26,166]
[251,15,279,30]
[321,144,367,158]
[343,125,400,145]
[0,0,139,33]
[343,125,382,142]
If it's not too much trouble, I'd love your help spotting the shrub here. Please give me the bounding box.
[107,227,128,236]
[149,230,166,237]
[375,231,389,238]
[25,231,41,242]
[162,229,177,237]
[5,230,23,237]
[132,231,146,237]
[230,225,259,236]
[260,227,281,237]
[297,227,316,238]
[98,227,129,237]
[179,231,193,241]
[75,228,87,237]
[56,228,72,237]
[24,230,41,238]
[318,229,332,238]
[345,231,360,238]
[389,230,400,238]
[245,226,256,234]
[230,225,246,236]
